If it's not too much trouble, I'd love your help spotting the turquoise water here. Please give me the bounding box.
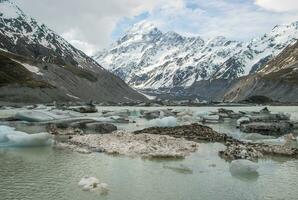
[0,106,298,200]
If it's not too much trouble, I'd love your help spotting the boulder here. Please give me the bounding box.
[229,159,259,175]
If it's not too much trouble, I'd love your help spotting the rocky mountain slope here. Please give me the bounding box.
[0,0,146,103]
[223,41,298,103]
[94,21,298,92]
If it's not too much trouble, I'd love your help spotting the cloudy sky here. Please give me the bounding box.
[15,0,298,56]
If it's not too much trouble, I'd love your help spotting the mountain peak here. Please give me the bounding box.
[0,0,22,19]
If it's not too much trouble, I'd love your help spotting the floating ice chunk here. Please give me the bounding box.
[0,126,53,147]
[230,159,258,175]
[7,132,53,147]
[193,111,209,118]
[149,116,177,127]
[78,177,109,195]
[79,177,100,190]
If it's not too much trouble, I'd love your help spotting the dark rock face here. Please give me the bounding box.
[0,1,147,104]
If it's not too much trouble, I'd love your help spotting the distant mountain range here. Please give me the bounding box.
[0,0,146,103]
[94,21,298,102]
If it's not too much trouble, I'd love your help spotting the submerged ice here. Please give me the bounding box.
[0,125,53,147]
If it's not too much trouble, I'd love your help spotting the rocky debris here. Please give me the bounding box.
[134,123,235,143]
[78,177,109,195]
[219,143,263,161]
[240,121,292,136]
[229,159,259,175]
[68,131,198,159]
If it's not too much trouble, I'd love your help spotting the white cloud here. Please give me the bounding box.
[255,0,298,12]
[144,0,298,41]
[15,0,183,55]
[13,0,298,55]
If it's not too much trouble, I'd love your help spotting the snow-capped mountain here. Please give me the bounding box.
[94,21,298,90]
[0,0,146,103]
[0,0,100,71]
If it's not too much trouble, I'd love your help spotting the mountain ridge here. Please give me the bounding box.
[94,21,298,92]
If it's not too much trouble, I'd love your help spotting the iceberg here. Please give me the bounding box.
[0,125,53,147]
[148,116,177,127]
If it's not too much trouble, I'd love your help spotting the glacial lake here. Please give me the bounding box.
[1,106,298,200]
